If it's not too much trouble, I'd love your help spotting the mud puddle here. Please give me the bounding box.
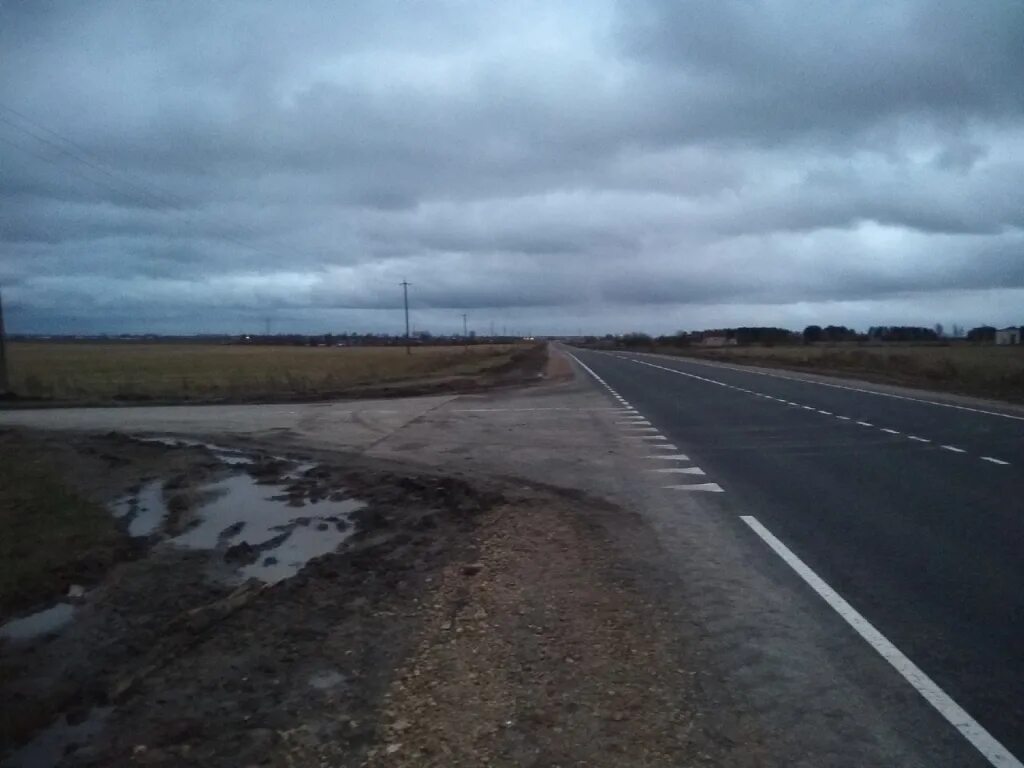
[108,437,367,585]
[170,471,364,585]
[1,428,504,768]
[110,479,165,538]
[1,709,111,768]
[0,603,75,643]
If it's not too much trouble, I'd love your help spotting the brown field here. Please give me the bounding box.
[4,342,534,403]
[649,342,1024,403]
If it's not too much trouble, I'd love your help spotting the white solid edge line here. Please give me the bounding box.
[941,444,966,453]
[981,456,1010,465]
[664,482,724,492]
[739,515,1022,768]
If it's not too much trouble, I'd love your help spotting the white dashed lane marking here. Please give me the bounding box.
[618,353,1012,467]
[638,350,1024,423]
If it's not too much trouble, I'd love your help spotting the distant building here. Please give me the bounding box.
[700,335,737,347]
[995,327,1021,345]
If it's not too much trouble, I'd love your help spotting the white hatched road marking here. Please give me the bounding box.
[741,515,1023,768]
[645,454,691,460]
[564,350,728,492]
[664,482,724,492]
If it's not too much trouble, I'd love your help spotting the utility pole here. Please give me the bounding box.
[461,313,468,351]
[400,281,411,355]
[0,288,9,394]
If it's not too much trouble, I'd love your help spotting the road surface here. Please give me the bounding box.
[564,345,1024,767]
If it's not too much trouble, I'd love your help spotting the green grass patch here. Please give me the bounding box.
[0,448,124,619]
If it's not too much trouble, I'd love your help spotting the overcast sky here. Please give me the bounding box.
[2,0,1023,336]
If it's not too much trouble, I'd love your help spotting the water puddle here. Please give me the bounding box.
[111,479,167,537]
[115,439,363,584]
[137,436,256,466]
[1,707,111,768]
[308,670,347,691]
[0,603,75,642]
[171,473,364,584]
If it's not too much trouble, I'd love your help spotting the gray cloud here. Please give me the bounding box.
[2,0,1023,335]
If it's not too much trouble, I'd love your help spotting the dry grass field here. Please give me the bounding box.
[653,343,1024,403]
[4,342,533,403]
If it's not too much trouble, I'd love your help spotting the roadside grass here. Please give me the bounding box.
[0,445,124,620]
[5,342,529,403]
[642,343,1024,403]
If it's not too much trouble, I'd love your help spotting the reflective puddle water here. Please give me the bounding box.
[111,479,167,537]
[108,440,364,584]
[136,436,257,466]
[171,472,364,584]
[0,603,75,643]
[0,707,112,768]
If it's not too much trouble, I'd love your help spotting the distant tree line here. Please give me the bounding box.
[589,322,1021,350]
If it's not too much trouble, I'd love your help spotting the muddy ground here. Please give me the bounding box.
[0,427,722,767]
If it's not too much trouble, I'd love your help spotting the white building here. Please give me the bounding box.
[995,327,1021,345]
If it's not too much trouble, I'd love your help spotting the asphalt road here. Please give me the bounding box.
[566,346,1024,767]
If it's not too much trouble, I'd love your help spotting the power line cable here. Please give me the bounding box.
[0,102,333,263]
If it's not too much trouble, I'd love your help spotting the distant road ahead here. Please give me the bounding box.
[567,347,1024,767]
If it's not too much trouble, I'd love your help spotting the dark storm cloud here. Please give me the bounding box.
[1,0,1023,335]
